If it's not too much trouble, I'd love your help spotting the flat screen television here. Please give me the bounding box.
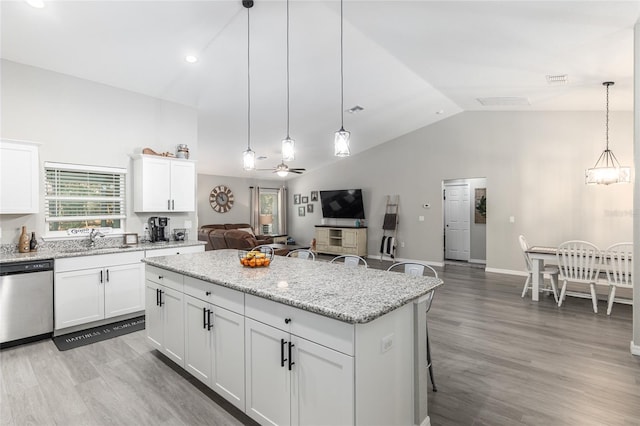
[319,189,365,219]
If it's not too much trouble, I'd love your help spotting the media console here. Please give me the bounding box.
[315,225,367,257]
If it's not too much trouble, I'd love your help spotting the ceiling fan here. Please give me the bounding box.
[257,161,306,177]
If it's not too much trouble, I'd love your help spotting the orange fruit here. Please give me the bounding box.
[264,259,270,267]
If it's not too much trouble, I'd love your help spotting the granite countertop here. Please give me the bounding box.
[143,249,442,324]
[0,240,206,264]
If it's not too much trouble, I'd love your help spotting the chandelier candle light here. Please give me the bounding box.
[242,0,256,171]
[585,81,630,185]
[334,0,350,157]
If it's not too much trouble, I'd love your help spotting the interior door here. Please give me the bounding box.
[444,183,470,261]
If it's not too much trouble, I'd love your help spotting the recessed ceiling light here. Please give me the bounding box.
[347,105,364,114]
[185,55,198,64]
[546,74,568,84]
[25,0,45,8]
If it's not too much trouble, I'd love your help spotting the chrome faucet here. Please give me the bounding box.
[89,229,105,247]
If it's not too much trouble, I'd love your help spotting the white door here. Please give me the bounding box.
[104,263,144,319]
[184,295,213,385]
[444,184,470,261]
[170,160,195,212]
[55,268,104,329]
[211,306,245,411]
[245,318,291,426]
[145,280,163,350]
[162,286,185,367]
[290,335,354,426]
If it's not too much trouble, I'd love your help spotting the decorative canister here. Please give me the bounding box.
[177,144,190,159]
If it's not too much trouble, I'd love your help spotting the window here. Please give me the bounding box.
[44,162,127,236]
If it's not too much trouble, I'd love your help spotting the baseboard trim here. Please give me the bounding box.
[367,254,444,268]
[631,341,640,356]
[418,415,431,426]
[469,258,486,264]
[485,267,527,277]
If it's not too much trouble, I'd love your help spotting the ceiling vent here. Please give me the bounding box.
[546,74,568,84]
[476,97,531,106]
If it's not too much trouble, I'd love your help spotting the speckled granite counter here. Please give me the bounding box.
[143,249,442,324]
[0,240,206,264]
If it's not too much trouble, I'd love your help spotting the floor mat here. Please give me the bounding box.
[53,316,145,351]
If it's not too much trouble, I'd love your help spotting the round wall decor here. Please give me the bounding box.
[210,185,234,213]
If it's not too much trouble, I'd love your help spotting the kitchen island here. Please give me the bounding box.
[143,249,442,426]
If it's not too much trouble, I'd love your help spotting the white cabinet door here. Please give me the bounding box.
[291,335,354,426]
[316,228,329,245]
[55,268,104,329]
[245,318,291,426]
[212,306,245,411]
[145,280,163,350]
[342,230,357,248]
[170,160,195,212]
[104,263,144,319]
[162,286,185,367]
[184,295,213,385]
[0,140,39,214]
[136,156,171,212]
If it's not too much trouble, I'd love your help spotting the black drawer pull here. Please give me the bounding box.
[284,318,291,324]
[205,291,212,296]
[281,338,287,367]
[159,290,164,306]
[207,309,213,330]
[203,307,207,329]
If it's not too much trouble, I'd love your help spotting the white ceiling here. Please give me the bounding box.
[2,1,639,178]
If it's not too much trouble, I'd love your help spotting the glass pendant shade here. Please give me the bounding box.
[585,150,631,185]
[243,148,255,171]
[334,127,351,157]
[281,137,295,162]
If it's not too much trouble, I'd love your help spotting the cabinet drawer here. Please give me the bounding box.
[245,294,354,356]
[145,265,183,292]
[145,244,204,258]
[56,251,144,272]
[184,276,244,314]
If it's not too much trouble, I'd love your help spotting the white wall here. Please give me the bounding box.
[0,60,198,244]
[286,111,633,272]
[197,173,285,227]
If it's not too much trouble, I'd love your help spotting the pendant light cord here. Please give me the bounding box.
[340,0,344,130]
[286,0,290,139]
[247,7,251,151]
[605,82,609,152]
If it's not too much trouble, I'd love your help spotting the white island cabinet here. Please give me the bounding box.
[143,250,442,426]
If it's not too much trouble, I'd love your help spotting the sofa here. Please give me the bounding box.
[198,223,274,251]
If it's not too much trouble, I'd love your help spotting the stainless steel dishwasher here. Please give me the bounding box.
[0,259,54,348]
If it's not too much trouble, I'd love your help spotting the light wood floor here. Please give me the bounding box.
[1,263,639,425]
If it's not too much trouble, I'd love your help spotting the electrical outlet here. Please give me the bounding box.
[509,216,515,223]
[401,241,405,248]
[184,220,192,229]
[418,216,425,222]
[381,334,394,353]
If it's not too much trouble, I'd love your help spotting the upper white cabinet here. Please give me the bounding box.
[0,140,40,214]
[132,155,195,212]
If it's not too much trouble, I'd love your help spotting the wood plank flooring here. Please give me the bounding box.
[1,263,639,425]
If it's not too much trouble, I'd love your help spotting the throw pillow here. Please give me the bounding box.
[238,227,255,237]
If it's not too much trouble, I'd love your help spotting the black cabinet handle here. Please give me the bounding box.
[281,338,287,367]
[288,342,295,371]
[156,288,159,306]
[205,291,211,296]
[100,270,103,283]
[207,309,213,330]
[168,200,171,210]
[159,290,164,306]
[106,269,110,283]
[203,307,207,329]
[172,200,175,210]
[284,318,291,324]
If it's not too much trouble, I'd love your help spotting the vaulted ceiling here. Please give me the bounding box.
[2,1,639,178]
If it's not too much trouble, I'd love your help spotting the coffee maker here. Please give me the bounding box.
[148,216,169,242]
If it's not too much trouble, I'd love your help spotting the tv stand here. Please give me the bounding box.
[315,225,367,257]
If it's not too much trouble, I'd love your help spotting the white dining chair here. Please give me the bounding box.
[519,235,559,303]
[329,255,368,268]
[386,261,438,392]
[286,249,315,260]
[556,240,601,313]
[603,242,633,316]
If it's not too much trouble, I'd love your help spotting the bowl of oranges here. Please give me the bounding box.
[238,249,273,268]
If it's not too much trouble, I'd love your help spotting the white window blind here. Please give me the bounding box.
[44,162,127,234]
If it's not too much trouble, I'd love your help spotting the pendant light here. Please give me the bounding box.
[242,0,256,171]
[334,0,350,157]
[281,0,295,162]
[585,81,630,185]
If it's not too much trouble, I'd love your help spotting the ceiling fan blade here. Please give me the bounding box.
[290,170,304,174]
